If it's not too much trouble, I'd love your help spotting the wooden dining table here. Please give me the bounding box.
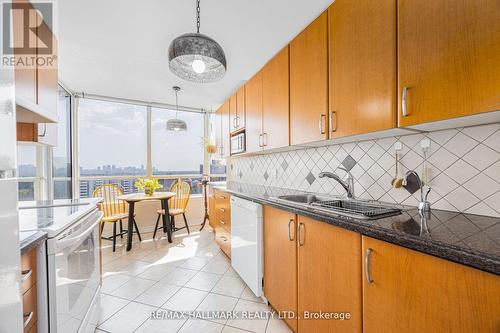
[118,191,176,251]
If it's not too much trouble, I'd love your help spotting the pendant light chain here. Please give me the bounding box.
[196,0,201,34]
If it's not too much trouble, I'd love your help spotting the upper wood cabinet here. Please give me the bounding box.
[263,206,297,331]
[297,215,362,333]
[245,70,263,154]
[398,0,500,126]
[362,236,500,333]
[329,0,397,138]
[262,47,290,150]
[290,12,329,145]
[229,94,238,132]
[229,86,246,133]
[36,20,58,117]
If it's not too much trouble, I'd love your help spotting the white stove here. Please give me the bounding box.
[18,199,103,333]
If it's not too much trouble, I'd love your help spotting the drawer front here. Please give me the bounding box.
[21,249,37,294]
[22,285,37,333]
[215,226,231,258]
[214,190,231,229]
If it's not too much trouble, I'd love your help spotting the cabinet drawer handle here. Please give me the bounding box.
[297,222,305,246]
[318,114,326,134]
[402,86,410,117]
[330,111,338,132]
[219,220,226,225]
[21,269,32,282]
[287,219,295,241]
[23,312,34,328]
[365,248,373,284]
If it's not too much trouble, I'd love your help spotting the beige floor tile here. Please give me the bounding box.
[120,260,151,276]
[195,293,239,324]
[178,319,224,333]
[226,299,271,333]
[266,316,293,333]
[135,313,186,333]
[180,256,211,270]
[98,301,156,333]
[240,286,265,304]
[101,273,133,294]
[222,326,251,333]
[224,266,240,278]
[111,276,156,300]
[98,294,129,324]
[184,271,223,291]
[134,281,180,307]
[202,258,231,274]
[212,275,246,298]
[159,267,198,286]
[162,287,208,312]
[138,263,176,281]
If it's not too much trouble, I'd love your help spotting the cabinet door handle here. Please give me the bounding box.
[263,133,268,147]
[39,123,47,137]
[287,219,295,241]
[297,222,305,246]
[330,111,338,132]
[402,86,410,117]
[236,115,240,128]
[23,312,34,328]
[318,114,326,134]
[365,248,373,284]
[258,134,263,147]
[21,269,32,282]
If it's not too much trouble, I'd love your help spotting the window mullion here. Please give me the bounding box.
[146,105,152,178]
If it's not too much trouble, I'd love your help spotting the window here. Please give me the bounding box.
[53,87,73,199]
[209,112,226,181]
[78,99,147,177]
[18,144,49,201]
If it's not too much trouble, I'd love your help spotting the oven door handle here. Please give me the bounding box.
[55,212,103,250]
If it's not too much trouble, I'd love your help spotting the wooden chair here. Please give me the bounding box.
[93,184,142,252]
[153,179,191,238]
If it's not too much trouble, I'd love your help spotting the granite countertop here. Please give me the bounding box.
[20,230,47,254]
[216,181,500,275]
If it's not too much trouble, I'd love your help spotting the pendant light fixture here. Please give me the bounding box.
[168,0,227,83]
[166,86,187,131]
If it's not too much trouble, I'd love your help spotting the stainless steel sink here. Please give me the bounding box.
[274,194,402,220]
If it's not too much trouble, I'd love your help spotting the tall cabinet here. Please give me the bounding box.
[290,12,329,145]
[329,0,397,138]
[398,0,500,126]
[245,70,263,153]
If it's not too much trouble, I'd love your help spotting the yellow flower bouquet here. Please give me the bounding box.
[134,178,163,196]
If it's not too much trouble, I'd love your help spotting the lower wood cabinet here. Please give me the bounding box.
[297,215,362,333]
[213,189,231,258]
[21,248,38,332]
[263,206,298,331]
[362,236,500,333]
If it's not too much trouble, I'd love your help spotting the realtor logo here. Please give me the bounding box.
[1,0,55,69]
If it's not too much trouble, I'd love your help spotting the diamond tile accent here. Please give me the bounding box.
[341,154,357,171]
[305,172,316,185]
[228,123,500,218]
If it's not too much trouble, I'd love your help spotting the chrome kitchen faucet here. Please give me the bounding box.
[318,167,355,199]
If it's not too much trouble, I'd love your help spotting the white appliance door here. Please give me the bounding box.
[0,35,23,332]
[230,197,263,297]
[47,210,102,333]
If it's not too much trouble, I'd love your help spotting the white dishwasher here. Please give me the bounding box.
[230,196,263,297]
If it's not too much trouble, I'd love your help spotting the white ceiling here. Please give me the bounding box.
[58,0,333,110]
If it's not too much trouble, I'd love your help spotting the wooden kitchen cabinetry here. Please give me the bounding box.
[245,70,263,154]
[263,206,297,331]
[297,215,362,333]
[229,87,246,133]
[290,12,329,145]
[214,189,231,257]
[21,248,38,332]
[215,101,230,158]
[362,236,500,333]
[398,0,500,127]
[329,0,397,138]
[262,47,290,150]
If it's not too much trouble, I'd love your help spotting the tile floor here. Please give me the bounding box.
[97,226,292,333]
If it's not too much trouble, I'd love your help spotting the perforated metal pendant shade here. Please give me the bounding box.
[166,86,187,131]
[168,33,226,83]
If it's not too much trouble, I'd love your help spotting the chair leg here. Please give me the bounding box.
[112,221,117,252]
[153,214,161,239]
[100,221,105,235]
[119,220,123,238]
[134,219,142,242]
[171,215,176,231]
[182,213,190,234]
